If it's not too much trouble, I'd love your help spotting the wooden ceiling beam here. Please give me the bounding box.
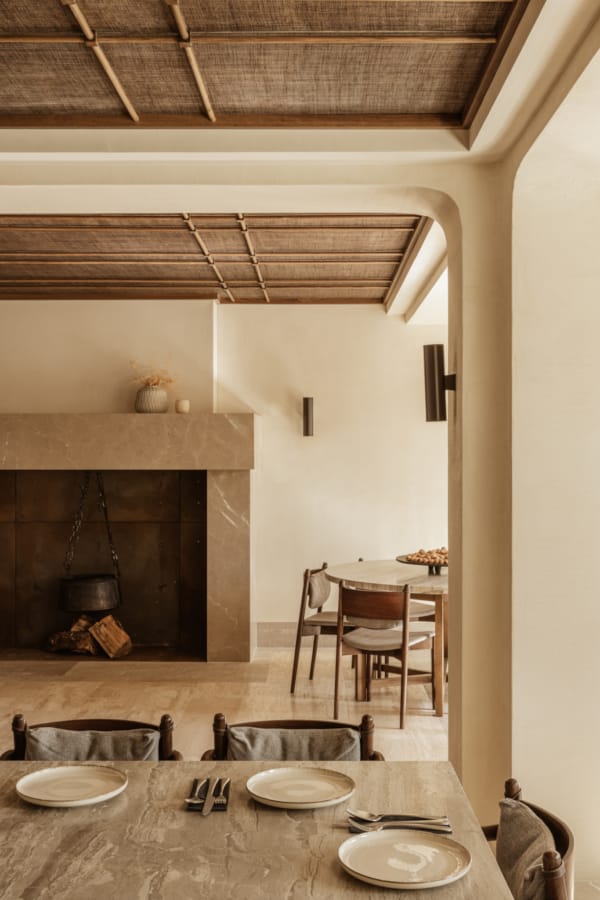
[0,112,462,128]
[236,214,270,303]
[0,278,221,285]
[164,0,216,123]
[382,216,433,310]
[183,214,237,302]
[60,1,139,123]
[462,0,531,128]
[0,31,496,46]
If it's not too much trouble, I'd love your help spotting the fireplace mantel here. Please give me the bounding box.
[0,413,255,662]
[0,413,254,471]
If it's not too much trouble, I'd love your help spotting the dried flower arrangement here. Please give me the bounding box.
[130,361,175,388]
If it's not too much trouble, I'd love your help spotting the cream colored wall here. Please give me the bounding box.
[215,304,448,621]
[0,299,216,412]
[512,51,600,879]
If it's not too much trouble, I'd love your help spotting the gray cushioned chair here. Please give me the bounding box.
[290,562,354,693]
[483,778,574,900]
[1,713,182,761]
[201,712,384,761]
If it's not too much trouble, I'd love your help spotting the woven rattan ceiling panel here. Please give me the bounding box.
[0,0,534,128]
[0,213,431,304]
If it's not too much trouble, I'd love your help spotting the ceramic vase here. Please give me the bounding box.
[135,385,169,413]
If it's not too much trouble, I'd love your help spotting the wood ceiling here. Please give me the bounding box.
[0,0,533,129]
[0,213,431,303]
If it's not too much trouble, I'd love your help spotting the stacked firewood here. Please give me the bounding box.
[46,614,132,658]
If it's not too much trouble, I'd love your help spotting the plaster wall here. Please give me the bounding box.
[0,299,216,413]
[215,304,448,622]
[512,51,600,879]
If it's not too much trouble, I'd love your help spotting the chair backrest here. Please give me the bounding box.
[306,563,331,610]
[338,581,410,630]
[2,713,181,761]
[492,778,574,900]
[202,712,384,761]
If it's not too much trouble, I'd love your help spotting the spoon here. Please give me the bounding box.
[348,819,453,835]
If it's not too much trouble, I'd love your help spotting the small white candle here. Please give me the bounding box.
[175,399,191,414]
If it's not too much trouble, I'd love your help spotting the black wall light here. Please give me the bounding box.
[423,345,456,422]
[303,397,314,436]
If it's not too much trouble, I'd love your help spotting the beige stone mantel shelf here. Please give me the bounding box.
[0,412,254,471]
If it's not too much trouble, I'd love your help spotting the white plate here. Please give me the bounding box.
[16,765,128,808]
[338,829,471,890]
[246,766,355,809]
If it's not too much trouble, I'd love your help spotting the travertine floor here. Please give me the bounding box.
[0,646,447,762]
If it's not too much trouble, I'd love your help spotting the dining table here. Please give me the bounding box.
[325,559,448,714]
[0,758,511,899]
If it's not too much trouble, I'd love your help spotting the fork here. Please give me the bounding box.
[347,807,449,825]
[212,777,231,809]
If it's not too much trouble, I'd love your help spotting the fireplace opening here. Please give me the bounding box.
[0,470,207,660]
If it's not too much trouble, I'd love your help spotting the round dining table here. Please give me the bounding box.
[325,559,447,715]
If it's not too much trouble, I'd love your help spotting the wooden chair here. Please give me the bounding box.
[334,582,436,727]
[1,713,182,761]
[290,562,353,693]
[201,712,384,760]
[483,778,574,900]
[378,589,448,718]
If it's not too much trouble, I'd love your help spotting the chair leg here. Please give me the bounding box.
[290,631,303,694]
[309,632,320,680]
[365,653,372,702]
[334,637,341,720]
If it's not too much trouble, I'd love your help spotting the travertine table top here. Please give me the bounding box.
[326,559,448,593]
[0,759,510,899]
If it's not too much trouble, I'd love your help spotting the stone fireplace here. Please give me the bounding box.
[0,413,254,661]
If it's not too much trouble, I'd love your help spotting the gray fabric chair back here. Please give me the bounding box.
[226,725,361,761]
[307,568,331,609]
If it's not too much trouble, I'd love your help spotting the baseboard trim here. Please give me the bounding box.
[256,622,336,648]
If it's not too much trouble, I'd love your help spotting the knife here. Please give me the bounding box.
[201,777,220,816]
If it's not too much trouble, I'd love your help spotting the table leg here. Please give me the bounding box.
[433,597,445,716]
[354,654,367,701]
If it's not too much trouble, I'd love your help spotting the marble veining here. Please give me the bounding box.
[0,760,512,899]
[0,413,254,471]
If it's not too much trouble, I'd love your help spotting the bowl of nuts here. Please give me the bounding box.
[396,547,448,576]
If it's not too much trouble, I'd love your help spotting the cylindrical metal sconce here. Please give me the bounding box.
[303,397,314,436]
[423,345,446,422]
[423,345,456,422]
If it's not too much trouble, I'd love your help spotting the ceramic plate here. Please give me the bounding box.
[246,766,355,809]
[338,829,471,890]
[16,765,128,808]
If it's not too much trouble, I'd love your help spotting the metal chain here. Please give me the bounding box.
[95,471,121,580]
[62,470,121,579]
[63,471,91,574]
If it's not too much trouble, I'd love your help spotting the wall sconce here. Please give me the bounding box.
[423,345,456,422]
[303,397,314,436]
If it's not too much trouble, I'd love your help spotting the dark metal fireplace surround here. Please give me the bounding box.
[0,470,208,659]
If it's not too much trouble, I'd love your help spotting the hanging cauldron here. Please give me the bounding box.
[60,573,120,612]
[60,472,122,613]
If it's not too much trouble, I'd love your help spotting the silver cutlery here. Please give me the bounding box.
[212,777,230,810]
[201,777,221,816]
[347,807,449,825]
[348,819,453,835]
[185,777,209,807]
